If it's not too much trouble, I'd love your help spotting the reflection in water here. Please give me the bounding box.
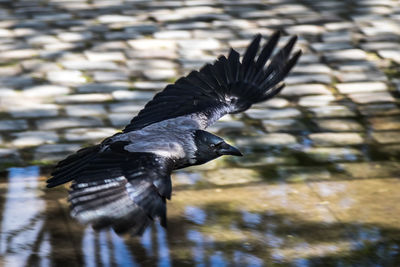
[156,223,171,267]
[210,251,226,267]
[110,230,137,266]
[82,228,96,267]
[233,251,263,267]
[0,166,45,266]
[185,206,207,225]
[0,166,399,266]
[140,228,153,257]
[187,230,206,266]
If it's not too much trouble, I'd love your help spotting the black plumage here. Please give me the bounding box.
[47,32,301,236]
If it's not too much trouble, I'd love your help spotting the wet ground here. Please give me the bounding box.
[1,0,400,266]
[0,164,399,266]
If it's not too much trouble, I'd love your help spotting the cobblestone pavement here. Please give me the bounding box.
[0,0,400,266]
[0,0,399,169]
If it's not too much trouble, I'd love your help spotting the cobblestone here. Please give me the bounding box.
[336,82,387,94]
[372,131,400,144]
[348,92,396,104]
[133,81,168,91]
[108,113,134,127]
[77,82,130,93]
[0,0,397,175]
[108,102,144,114]
[359,104,400,116]
[324,49,368,62]
[314,119,364,132]
[64,104,107,117]
[55,94,113,104]
[235,134,298,147]
[85,51,126,62]
[36,117,103,130]
[142,69,177,80]
[0,148,21,163]
[262,119,306,132]
[47,70,87,84]
[337,162,400,179]
[277,166,331,182]
[308,106,356,118]
[34,143,81,161]
[305,147,362,162]
[12,131,59,147]
[64,127,116,142]
[368,116,400,130]
[112,90,154,101]
[309,133,364,146]
[298,95,336,107]
[0,120,28,131]
[21,85,71,97]
[93,71,129,82]
[281,84,331,96]
[61,60,119,71]
[7,104,59,118]
[245,108,301,120]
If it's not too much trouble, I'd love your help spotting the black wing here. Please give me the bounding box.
[47,144,174,236]
[123,31,301,132]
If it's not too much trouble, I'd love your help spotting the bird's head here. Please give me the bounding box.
[192,130,242,165]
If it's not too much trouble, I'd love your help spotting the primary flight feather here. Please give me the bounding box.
[47,31,301,236]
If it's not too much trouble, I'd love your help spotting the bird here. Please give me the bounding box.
[46,31,301,236]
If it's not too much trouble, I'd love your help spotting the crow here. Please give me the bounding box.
[47,31,301,236]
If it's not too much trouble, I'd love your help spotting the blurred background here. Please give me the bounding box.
[0,0,400,266]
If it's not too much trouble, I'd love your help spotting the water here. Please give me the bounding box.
[0,165,399,266]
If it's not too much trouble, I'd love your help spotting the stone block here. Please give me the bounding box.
[21,85,71,97]
[305,147,362,162]
[309,132,364,146]
[8,104,59,118]
[36,117,103,130]
[298,95,336,107]
[314,119,364,132]
[349,92,395,104]
[12,131,59,147]
[0,120,28,131]
[369,116,400,130]
[64,104,106,117]
[64,128,116,141]
[55,94,112,104]
[246,108,301,120]
[336,82,387,94]
[112,90,154,101]
[281,84,331,96]
[372,131,400,144]
[308,106,356,118]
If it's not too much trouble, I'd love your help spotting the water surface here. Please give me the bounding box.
[0,165,399,266]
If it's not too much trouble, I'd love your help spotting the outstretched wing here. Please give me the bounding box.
[47,144,174,236]
[123,31,301,132]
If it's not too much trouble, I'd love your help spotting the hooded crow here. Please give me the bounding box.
[47,31,301,236]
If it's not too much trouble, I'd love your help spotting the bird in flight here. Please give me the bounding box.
[47,31,301,236]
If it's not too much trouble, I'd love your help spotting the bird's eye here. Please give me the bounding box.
[210,141,223,149]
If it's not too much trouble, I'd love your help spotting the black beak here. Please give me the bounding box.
[218,142,243,157]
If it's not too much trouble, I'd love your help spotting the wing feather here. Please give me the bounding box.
[123,31,301,132]
[47,147,174,236]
